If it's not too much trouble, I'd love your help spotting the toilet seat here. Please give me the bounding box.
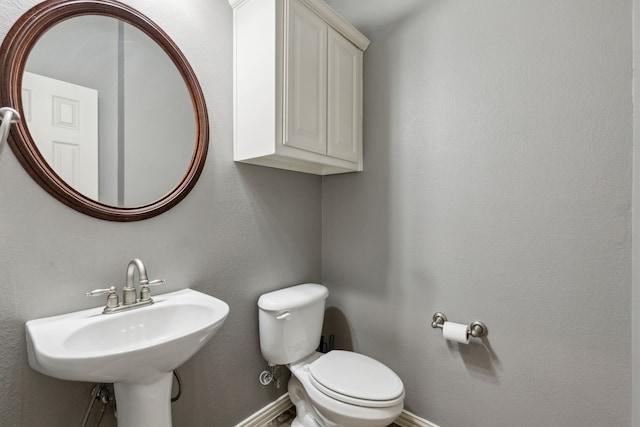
[308,351,404,408]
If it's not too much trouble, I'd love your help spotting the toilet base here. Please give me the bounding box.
[288,371,401,427]
[289,376,334,427]
[292,418,320,427]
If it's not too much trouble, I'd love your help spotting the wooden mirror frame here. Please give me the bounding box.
[0,0,209,221]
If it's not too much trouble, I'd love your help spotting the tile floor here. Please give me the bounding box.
[265,407,295,426]
[267,407,400,427]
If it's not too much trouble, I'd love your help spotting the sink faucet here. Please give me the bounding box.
[123,258,148,305]
[86,258,165,314]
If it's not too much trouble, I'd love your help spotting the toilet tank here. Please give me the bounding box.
[258,283,329,365]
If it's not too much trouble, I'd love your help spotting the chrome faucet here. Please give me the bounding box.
[86,258,166,314]
[123,258,148,305]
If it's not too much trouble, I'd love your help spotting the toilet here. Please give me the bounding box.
[258,283,405,427]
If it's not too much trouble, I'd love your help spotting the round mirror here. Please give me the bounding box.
[0,0,208,221]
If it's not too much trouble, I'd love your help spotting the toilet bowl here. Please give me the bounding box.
[258,284,405,427]
[288,351,404,427]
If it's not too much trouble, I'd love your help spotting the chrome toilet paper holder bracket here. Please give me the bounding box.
[431,312,488,338]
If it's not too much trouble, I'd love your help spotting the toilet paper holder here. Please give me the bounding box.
[431,312,488,338]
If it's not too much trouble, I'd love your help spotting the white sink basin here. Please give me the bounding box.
[25,288,229,427]
[26,288,228,384]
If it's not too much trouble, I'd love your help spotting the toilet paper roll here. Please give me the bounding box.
[442,321,470,344]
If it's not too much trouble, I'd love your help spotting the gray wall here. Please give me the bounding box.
[323,0,632,426]
[0,0,320,425]
[122,22,195,207]
[633,0,640,425]
[0,0,634,426]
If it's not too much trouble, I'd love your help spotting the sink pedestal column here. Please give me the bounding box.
[114,372,173,427]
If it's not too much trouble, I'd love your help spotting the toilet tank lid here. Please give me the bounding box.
[258,283,328,312]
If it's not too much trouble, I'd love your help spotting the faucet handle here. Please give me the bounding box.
[85,286,117,296]
[139,279,166,302]
[86,286,119,309]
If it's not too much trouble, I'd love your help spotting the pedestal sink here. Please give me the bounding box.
[25,288,229,427]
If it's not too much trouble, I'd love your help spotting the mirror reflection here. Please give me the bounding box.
[24,15,196,207]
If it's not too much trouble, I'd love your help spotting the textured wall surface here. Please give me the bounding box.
[633,0,640,425]
[323,0,633,426]
[0,0,320,425]
[0,0,634,426]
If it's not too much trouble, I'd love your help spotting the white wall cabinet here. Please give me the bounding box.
[229,0,370,175]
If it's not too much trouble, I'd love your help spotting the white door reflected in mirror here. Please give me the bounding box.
[23,72,99,199]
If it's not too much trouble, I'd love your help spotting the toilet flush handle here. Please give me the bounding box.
[276,311,291,321]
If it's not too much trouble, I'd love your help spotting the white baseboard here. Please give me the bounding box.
[233,393,293,427]
[234,393,439,427]
[395,409,440,427]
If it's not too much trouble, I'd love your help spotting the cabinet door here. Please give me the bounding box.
[284,0,327,155]
[327,28,361,162]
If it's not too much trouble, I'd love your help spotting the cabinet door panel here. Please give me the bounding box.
[284,0,327,155]
[327,28,361,162]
